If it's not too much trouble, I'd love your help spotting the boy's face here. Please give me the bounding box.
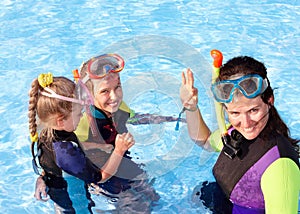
[93,73,123,115]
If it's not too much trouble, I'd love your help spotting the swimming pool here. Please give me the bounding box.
[0,0,299,213]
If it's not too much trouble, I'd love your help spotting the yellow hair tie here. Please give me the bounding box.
[38,73,53,88]
[30,132,38,142]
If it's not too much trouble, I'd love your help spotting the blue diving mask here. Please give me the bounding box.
[211,74,269,103]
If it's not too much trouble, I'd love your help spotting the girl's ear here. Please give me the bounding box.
[56,115,65,128]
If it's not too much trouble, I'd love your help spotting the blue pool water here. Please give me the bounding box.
[0,0,299,213]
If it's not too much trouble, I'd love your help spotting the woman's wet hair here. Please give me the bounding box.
[219,56,299,152]
[218,56,273,104]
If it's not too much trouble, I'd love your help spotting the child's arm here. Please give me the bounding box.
[99,132,135,182]
[34,172,49,202]
[34,134,135,197]
[80,141,113,153]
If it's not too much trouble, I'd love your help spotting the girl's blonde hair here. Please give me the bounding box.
[28,76,76,144]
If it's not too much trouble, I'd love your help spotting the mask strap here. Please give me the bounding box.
[41,87,84,105]
[175,107,186,131]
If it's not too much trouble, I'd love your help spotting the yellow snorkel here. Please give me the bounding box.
[211,50,227,136]
[211,50,241,159]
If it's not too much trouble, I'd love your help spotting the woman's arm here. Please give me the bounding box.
[180,69,212,150]
[261,158,300,214]
[185,108,212,151]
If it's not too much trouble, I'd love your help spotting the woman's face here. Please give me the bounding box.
[225,95,269,140]
[93,73,123,115]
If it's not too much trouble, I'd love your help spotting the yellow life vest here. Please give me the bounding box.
[208,123,231,152]
[75,101,134,142]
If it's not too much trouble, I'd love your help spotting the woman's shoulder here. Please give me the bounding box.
[272,133,300,168]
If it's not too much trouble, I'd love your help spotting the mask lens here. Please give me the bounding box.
[88,54,124,78]
[212,82,234,102]
[220,83,234,100]
[239,77,259,96]
[211,74,267,103]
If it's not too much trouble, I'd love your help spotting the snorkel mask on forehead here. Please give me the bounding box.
[211,74,269,103]
[76,53,125,83]
[88,53,124,78]
[73,53,125,108]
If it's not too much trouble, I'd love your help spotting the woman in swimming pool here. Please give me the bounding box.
[180,53,300,213]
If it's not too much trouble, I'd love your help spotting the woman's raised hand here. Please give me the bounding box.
[180,68,198,111]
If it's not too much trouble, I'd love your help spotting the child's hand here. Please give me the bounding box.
[34,176,49,202]
[115,132,135,153]
[180,68,198,111]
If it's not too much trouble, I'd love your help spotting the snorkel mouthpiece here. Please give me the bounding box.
[222,130,243,159]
